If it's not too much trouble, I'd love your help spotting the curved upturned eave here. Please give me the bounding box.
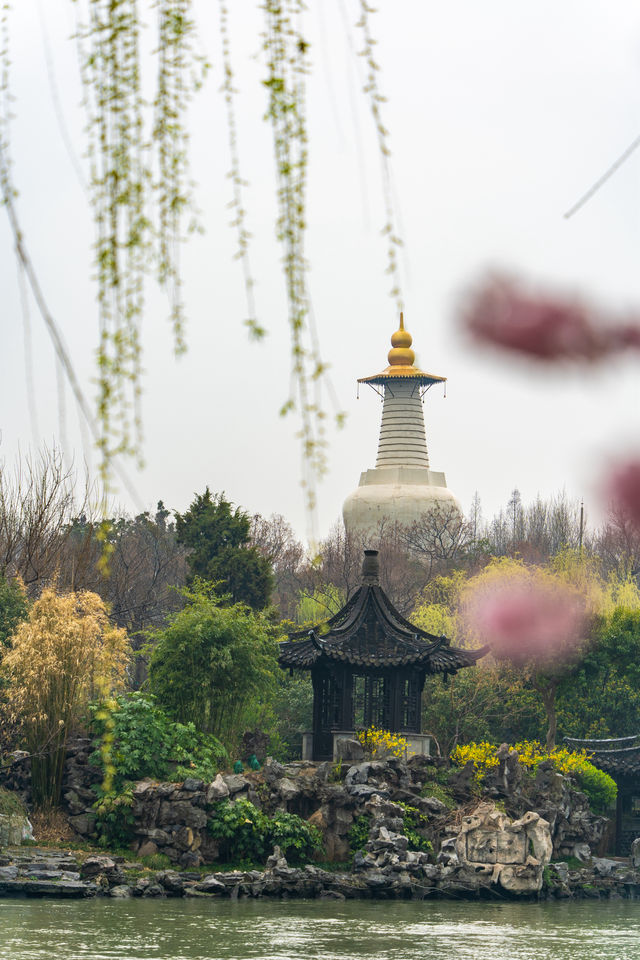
[277,635,488,672]
[278,582,488,671]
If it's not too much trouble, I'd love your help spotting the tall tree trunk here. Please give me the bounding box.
[535,676,559,751]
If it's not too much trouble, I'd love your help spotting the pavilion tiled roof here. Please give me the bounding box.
[279,574,486,673]
[564,736,640,777]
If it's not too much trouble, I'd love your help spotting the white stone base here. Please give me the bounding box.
[343,465,461,539]
[331,731,431,760]
[300,731,431,762]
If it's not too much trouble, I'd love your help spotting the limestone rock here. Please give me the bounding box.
[206,774,230,802]
[194,875,227,895]
[179,851,203,869]
[262,759,286,784]
[308,808,327,831]
[142,882,165,897]
[572,843,592,863]
[551,862,569,883]
[79,856,117,880]
[278,778,301,802]
[265,845,288,872]
[453,802,551,895]
[222,774,249,796]
[345,763,371,786]
[593,857,626,877]
[420,796,448,816]
[109,885,132,898]
[136,841,158,859]
[158,801,207,829]
[0,811,33,847]
[69,813,96,837]
[181,778,205,793]
[156,870,185,895]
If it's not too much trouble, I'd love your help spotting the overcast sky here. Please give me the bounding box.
[1,1,640,542]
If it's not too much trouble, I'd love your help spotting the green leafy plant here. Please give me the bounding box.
[137,852,172,871]
[397,802,433,853]
[268,810,322,862]
[0,785,27,818]
[348,813,372,855]
[0,575,28,649]
[557,756,617,814]
[206,798,321,864]
[328,759,343,783]
[89,692,228,790]
[93,786,136,848]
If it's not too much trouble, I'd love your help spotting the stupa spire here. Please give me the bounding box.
[343,314,461,538]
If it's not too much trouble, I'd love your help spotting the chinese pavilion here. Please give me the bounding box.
[279,550,485,761]
[565,734,640,855]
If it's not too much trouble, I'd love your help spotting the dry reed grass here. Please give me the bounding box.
[29,806,76,845]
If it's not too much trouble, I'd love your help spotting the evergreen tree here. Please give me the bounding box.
[175,489,274,609]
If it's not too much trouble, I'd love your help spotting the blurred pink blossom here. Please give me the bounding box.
[462,275,640,362]
[604,459,640,529]
[469,576,587,665]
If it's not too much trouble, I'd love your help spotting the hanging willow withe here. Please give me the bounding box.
[355,0,404,313]
[3,0,404,530]
[153,0,205,353]
[76,0,148,481]
[218,0,262,339]
[74,0,202,488]
[262,0,333,514]
[0,1,13,205]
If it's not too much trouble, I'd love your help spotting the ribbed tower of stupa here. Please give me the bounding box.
[342,315,461,538]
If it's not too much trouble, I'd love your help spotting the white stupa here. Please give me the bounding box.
[342,314,461,538]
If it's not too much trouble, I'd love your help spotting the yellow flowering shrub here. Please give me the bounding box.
[450,741,500,781]
[357,725,408,760]
[450,739,617,813]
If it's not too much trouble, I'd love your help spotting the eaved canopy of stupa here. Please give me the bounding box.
[278,551,485,675]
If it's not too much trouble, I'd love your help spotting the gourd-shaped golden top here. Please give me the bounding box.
[358,313,447,387]
[387,313,415,367]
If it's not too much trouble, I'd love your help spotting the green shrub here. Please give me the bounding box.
[348,807,432,856]
[566,759,617,814]
[137,852,172,871]
[93,787,136,848]
[348,813,371,855]
[268,810,323,862]
[207,798,322,864]
[397,802,433,853]
[90,692,228,789]
[207,798,268,862]
[419,781,456,810]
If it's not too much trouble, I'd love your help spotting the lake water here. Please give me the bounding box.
[1,897,640,960]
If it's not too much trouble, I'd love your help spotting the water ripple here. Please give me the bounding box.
[2,898,640,960]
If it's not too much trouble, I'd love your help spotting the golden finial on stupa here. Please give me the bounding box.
[388,312,415,367]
